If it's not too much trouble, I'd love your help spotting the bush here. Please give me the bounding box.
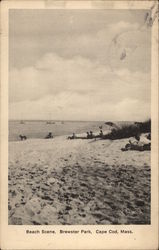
[103,119,151,140]
[105,121,114,127]
[138,119,151,133]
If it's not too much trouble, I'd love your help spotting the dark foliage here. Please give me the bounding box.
[105,121,114,126]
[103,119,151,140]
[136,119,151,133]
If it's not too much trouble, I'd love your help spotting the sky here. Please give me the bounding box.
[9,9,151,121]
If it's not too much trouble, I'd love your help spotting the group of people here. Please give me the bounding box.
[68,129,104,140]
[19,128,151,152]
[67,129,151,152]
[121,133,151,151]
[86,131,94,139]
[87,129,103,139]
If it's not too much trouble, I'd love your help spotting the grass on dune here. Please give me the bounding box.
[103,119,151,140]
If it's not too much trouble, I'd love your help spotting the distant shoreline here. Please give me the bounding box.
[8,119,142,122]
[9,119,106,123]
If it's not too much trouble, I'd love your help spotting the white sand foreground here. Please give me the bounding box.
[8,136,151,225]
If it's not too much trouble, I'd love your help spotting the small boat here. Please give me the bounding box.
[46,113,55,124]
[46,121,55,125]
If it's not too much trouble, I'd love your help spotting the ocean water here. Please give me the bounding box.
[9,120,106,141]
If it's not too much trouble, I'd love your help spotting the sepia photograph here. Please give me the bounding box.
[8,7,153,226]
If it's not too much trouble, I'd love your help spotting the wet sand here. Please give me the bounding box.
[8,136,150,225]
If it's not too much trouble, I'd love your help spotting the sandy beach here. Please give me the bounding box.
[8,135,150,225]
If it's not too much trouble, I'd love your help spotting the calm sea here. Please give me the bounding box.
[9,120,106,141]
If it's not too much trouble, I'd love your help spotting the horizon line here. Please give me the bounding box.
[8,118,150,122]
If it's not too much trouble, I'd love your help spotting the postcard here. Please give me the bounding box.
[0,0,158,249]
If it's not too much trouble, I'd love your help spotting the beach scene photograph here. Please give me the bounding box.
[9,9,151,225]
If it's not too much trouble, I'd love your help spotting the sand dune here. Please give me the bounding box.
[8,136,150,225]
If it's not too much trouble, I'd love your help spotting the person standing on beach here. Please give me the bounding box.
[87,132,90,139]
[72,133,76,139]
[99,129,103,138]
[90,131,94,139]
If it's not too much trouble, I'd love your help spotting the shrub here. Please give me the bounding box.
[103,119,151,140]
[138,119,151,133]
[105,121,114,127]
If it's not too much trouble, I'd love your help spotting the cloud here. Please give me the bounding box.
[10,52,150,101]
[9,52,150,121]
[9,94,150,121]
[9,10,151,121]
[10,11,151,71]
